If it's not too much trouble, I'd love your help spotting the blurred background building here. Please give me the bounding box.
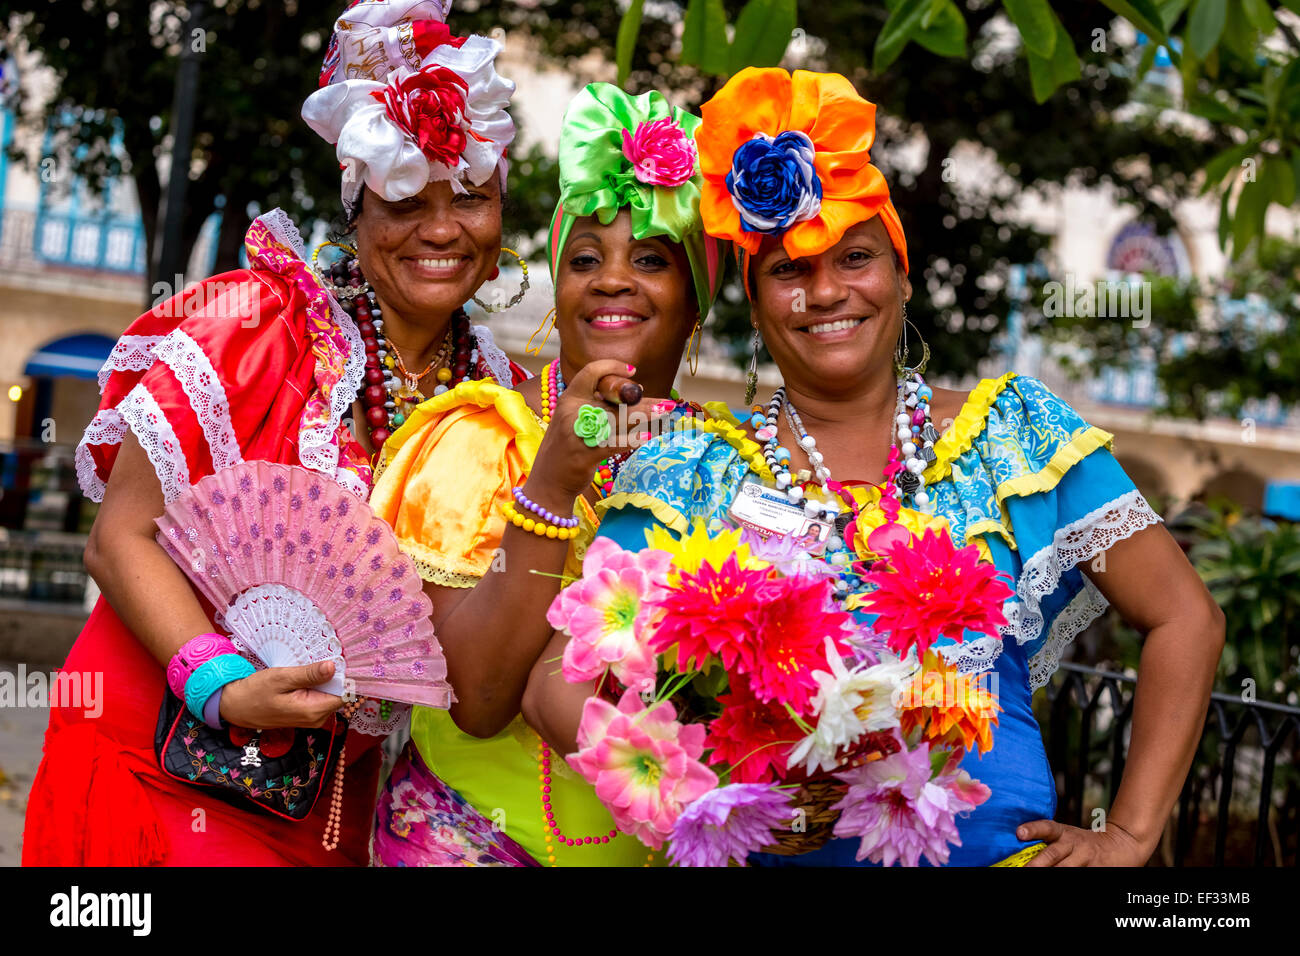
[0,20,1296,628]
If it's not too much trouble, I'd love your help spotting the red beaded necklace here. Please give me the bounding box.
[347,287,475,453]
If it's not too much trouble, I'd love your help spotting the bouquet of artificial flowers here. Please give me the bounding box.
[546,516,1015,867]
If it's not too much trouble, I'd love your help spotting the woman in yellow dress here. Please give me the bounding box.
[367,82,725,865]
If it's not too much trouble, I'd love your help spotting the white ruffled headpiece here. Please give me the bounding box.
[302,0,515,206]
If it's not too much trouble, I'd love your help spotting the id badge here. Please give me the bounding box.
[726,479,833,555]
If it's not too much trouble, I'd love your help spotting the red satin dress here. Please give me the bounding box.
[21,213,527,866]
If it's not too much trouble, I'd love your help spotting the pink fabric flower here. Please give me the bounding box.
[830,739,991,867]
[859,526,1013,659]
[567,688,719,850]
[622,117,697,187]
[547,537,671,693]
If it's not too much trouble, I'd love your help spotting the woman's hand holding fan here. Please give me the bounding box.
[155,461,453,732]
[218,659,347,730]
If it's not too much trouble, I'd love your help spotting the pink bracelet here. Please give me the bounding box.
[166,633,238,700]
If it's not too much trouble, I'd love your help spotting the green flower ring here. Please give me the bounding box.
[574,404,613,448]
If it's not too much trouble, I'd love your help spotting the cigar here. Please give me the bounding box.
[595,374,643,406]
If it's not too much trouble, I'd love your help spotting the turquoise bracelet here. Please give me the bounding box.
[184,653,256,721]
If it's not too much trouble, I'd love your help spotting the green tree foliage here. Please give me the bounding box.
[461,1,1228,380]
[1030,233,1300,417]
[0,0,344,283]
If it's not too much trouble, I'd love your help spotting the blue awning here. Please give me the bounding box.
[24,333,118,380]
[1264,482,1300,521]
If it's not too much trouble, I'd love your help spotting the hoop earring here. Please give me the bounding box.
[744,328,761,405]
[526,307,556,355]
[893,305,930,377]
[473,246,530,313]
[687,320,702,376]
[311,240,371,297]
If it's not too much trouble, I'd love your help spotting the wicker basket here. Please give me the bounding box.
[759,778,848,855]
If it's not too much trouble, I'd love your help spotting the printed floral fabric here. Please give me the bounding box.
[598,373,1163,866]
[244,214,372,495]
[372,742,540,867]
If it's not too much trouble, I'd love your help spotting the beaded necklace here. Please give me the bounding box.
[752,372,938,599]
[331,256,476,453]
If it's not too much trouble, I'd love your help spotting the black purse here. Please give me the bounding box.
[153,689,347,821]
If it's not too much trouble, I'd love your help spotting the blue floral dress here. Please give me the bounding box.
[595,374,1162,866]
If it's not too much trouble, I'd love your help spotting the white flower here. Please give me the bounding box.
[788,638,915,776]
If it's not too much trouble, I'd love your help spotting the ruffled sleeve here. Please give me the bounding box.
[369,380,568,587]
[926,375,1163,688]
[76,210,370,504]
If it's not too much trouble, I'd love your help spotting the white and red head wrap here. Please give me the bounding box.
[302,0,515,206]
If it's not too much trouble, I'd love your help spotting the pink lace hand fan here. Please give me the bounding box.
[154,461,453,710]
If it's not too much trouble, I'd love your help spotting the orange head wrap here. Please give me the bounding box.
[694,68,908,297]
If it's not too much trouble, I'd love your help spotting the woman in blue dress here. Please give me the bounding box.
[523,67,1225,866]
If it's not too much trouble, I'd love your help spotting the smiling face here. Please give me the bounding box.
[750,216,911,397]
[553,209,698,389]
[353,178,503,327]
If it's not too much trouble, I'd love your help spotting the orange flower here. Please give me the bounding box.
[695,67,909,269]
[897,651,1000,756]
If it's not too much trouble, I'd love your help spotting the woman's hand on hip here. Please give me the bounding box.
[1018,818,1152,866]
[219,660,344,730]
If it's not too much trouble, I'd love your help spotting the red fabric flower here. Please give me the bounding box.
[736,575,853,715]
[646,553,765,673]
[705,678,804,784]
[860,527,1014,659]
[374,65,469,168]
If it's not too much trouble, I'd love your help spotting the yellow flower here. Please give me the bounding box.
[847,486,991,564]
[644,519,765,584]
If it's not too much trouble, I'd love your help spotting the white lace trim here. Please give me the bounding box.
[936,633,1004,674]
[257,208,367,487]
[74,408,128,501]
[116,383,192,504]
[153,329,245,474]
[334,463,370,500]
[97,335,166,392]
[1016,488,1162,644]
[472,324,514,387]
[1027,578,1111,690]
[936,489,1162,685]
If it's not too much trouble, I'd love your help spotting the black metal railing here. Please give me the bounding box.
[1043,661,1300,866]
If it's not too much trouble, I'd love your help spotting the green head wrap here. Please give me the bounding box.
[547,83,724,320]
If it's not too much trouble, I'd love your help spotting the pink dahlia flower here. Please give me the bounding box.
[859,526,1013,659]
[737,574,854,715]
[830,740,991,867]
[567,688,719,850]
[647,552,767,673]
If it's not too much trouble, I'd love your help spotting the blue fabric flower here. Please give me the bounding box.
[724,130,823,234]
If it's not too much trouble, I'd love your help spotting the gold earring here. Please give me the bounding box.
[310,240,369,297]
[687,320,702,376]
[894,305,930,377]
[473,246,530,313]
[526,307,556,355]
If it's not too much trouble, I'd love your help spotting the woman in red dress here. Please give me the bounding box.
[22,0,525,866]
